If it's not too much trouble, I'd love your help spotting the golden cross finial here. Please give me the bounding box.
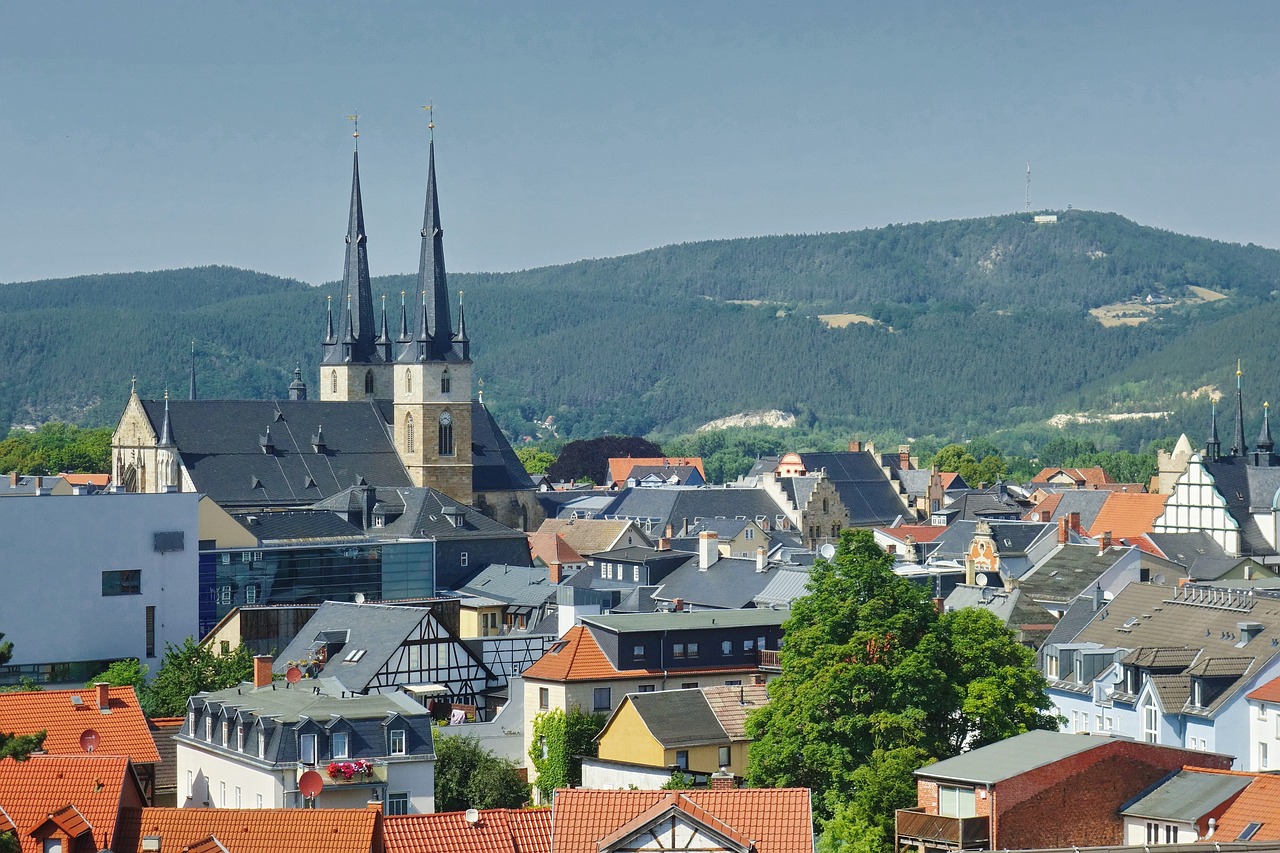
[1238,358,1243,377]
[347,112,360,149]
[164,388,169,401]
[422,103,434,140]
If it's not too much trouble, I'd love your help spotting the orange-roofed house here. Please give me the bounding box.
[551,787,813,853]
[1032,467,1115,489]
[112,804,383,853]
[0,754,147,853]
[608,458,706,490]
[528,531,587,583]
[383,808,551,853]
[1204,772,1280,843]
[521,610,784,796]
[0,685,161,802]
[1247,674,1280,773]
[1087,492,1170,542]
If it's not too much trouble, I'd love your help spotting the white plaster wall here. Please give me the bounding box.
[0,492,200,673]
[386,757,435,814]
[581,757,672,790]
[176,740,284,808]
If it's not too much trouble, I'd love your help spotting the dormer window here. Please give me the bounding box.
[332,731,349,759]
[1046,654,1059,680]
[221,720,229,746]
[237,724,244,751]
[205,716,212,741]
[1192,680,1203,708]
[389,729,406,755]
[1124,666,1136,694]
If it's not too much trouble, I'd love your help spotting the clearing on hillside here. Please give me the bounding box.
[818,313,880,329]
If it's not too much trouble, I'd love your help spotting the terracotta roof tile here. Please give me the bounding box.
[528,532,585,567]
[877,524,947,544]
[1087,493,1170,540]
[521,627,758,684]
[1024,493,1063,521]
[535,520,643,557]
[551,788,812,853]
[1211,773,1280,841]
[113,806,380,853]
[383,808,551,853]
[0,755,139,853]
[609,458,706,487]
[702,684,770,739]
[1247,674,1280,703]
[1033,467,1115,487]
[0,687,159,765]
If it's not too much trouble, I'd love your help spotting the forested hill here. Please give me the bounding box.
[4,210,1280,448]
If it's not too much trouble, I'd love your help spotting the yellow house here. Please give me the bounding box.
[595,683,768,778]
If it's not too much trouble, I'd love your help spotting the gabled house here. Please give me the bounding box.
[0,754,148,853]
[457,563,558,637]
[551,788,814,853]
[1040,582,1280,764]
[608,457,706,490]
[0,685,161,802]
[589,684,768,782]
[649,537,786,611]
[535,519,652,559]
[895,730,1231,853]
[1137,532,1254,582]
[272,601,496,713]
[176,656,436,813]
[528,531,588,582]
[112,804,384,853]
[1119,767,1253,844]
[1210,771,1280,843]
[1014,541,1163,619]
[1032,466,1116,489]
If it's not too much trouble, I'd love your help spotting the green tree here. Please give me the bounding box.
[86,658,147,691]
[433,734,528,811]
[144,638,254,717]
[0,632,47,763]
[528,707,604,801]
[661,770,695,790]
[929,444,975,475]
[544,436,663,485]
[515,446,557,475]
[745,529,1054,846]
[1039,436,1098,468]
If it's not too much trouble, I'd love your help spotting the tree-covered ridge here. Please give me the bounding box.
[2,211,1279,447]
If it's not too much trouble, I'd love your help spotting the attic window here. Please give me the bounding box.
[1238,822,1263,841]
[342,649,367,664]
[548,641,567,655]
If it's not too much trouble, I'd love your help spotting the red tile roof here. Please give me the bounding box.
[528,532,585,567]
[877,524,947,544]
[521,627,758,684]
[1247,674,1280,703]
[1088,493,1169,540]
[60,473,111,487]
[383,808,551,853]
[609,458,706,486]
[0,754,143,853]
[1207,772,1280,841]
[1024,493,1063,522]
[0,686,159,765]
[1033,467,1115,487]
[551,789,813,853]
[113,806,381,853]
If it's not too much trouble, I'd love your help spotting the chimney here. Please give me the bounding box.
[1068,512,1082,534]
[34,476,43,493]
[1098,530,1112,554]
[849,440,862,452]
[366,800,383,813]
[755,546,766,571]
[1057,516,1069,545]
[8,471,17,488]
[253,654,273,688]
[1092,583,1105,612]
[751,673,766,686]
[657,535,671,552]
[95,682,110,712]
[672,598,684,613]
[709,769,735,790]
[549,560,563,584]
[899,445,911,470]
[698,531,719,569]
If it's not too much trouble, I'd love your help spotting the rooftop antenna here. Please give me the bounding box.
[422,103,434,141]
[347,111,359,150]
[1025,161,1032,212]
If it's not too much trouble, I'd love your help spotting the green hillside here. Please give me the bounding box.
[3,210,1278,450]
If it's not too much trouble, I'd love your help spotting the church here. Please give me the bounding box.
[111,135,540,532]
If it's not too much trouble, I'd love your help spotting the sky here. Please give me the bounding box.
[3,2,1279,285]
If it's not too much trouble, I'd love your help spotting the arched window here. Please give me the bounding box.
[330,370,338,395]
[438,411,454,457]
[441,369,451,394]
[364,370,374,394]
[405,414,415,453]
[405,369,412,394]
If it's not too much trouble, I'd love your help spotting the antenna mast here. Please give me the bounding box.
[1025,161,1031,212]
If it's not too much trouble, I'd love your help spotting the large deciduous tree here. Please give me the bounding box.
[144,638,254,718]
[544,436,663,485]
[745,529,1055,848]
[433,734,528,811]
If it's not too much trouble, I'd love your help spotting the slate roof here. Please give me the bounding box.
[928,520,1054,562]
[139,399,412,507]
[794,451,906,526]
[626,465,704,486]
[583,609,786,633]
[114,806,381,853]
[753,568,815,608]
[472,402,537,492]
[918,730,1108,784]
[374,487,528,542]
[0,755,142,853]
[1032,489,1111,530]
[600,488,789,538]
[651,556,784,609]
[550,789,814,853]
[0,686,159,764]
[197,675,432,727]
[1144,532,1235,579]
[944,585,1055,636]
[612,684,770,750]
[232,509,365,542]
[1203,458,1280,556]
[383,808,552,853]
[1018,544,1130,605]
[459,564,556,608]
[1121,768,1254,821]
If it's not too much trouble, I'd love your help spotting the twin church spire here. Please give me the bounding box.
[321,134,467,368]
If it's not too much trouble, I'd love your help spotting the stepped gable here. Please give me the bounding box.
[113,806,381,853]
[383,808,551,853]
[794,451,905,526]
[137,399,411,507]
[0,686,158,764]
[1202,458,1280,555]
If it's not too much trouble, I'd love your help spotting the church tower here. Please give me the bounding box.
[392,138,474,502]
[320,131,395,402]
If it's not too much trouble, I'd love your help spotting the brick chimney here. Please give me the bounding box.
[549,560,563,584]
[8,471,16,488]
[1040,510,1051,522]
[849,440,862,452]
[1069,511,1082,534]
[755,546,766,571]
[1099,530,1112,554]
[898,445,911,471]
[709,769,735,790]
[96,682,110,712]
[672,598,684,613]
[1057,516,1069,545]
[698,532,719,570]
[253,654,273,688]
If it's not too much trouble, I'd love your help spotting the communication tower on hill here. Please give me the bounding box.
[1025,161,1032,212]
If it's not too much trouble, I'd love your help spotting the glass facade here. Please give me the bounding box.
[199,540,435,637]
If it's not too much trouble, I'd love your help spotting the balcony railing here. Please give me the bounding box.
[895,808,989,850]
[758,649,782,670]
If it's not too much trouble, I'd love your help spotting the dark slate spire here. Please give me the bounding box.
[376,294,392,362]
[324,148,378,364]
[324,295,336,344]
[1258,402,1274,454]
[1206,400,1221,462]
[1232,360,1247,457]
[416,140,454,360]
[189,340,197,401]
[396,291,411,345]
[159,390,173,446]
[454,291,470,361]
[413,289,431,362]
[342,295,357,362]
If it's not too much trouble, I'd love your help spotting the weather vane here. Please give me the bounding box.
[347,112,360,148]
[422,103,434,140]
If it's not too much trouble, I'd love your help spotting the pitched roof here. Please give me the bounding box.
[1248,673,1280,703]
[699,684,769,739]
[877,524,948,544]
[232,508,365,542]
[1033,467,1115,487]
[113,806,381,853]
[0,755,140,853]
[0,686,159,764]
[528,532,584,566]
[471,402,537,492]
[621,689,730,748]
[383,808,551,853]
[550,788,813,853]
[459,565,556,608]
[535,519,647,556]
[651,555,782,609]
[600,488,789,540]
[1210,773,1280,842]
[1121,767,1253,821]
[609,458,706,487]
[1202,458,1280,556]
[794,451,906,526]
[1088,492,1170,540]
[1017,544,1131,604]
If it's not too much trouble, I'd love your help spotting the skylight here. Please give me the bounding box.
[1238,822,1263,841]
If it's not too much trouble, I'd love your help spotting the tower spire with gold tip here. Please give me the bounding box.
[1232,359,1247,458]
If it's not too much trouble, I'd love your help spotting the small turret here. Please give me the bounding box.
[288,364,308,401]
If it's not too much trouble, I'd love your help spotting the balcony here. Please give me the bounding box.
[758,649,782,671]
[298,761,387,788]
[895,808,989,850]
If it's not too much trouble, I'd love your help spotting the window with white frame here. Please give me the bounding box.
[1143,700,1159,744]
[256,793,263,808]
[1261,741,1270,770]
[387,792,409,816]
[221,720,228,746]
[389,728,406,755]
[235,786,242,808]
[300,733,317,765]
[186,770,193,799]
[219,781,226,807]
[258,724,267,759]
[332,731,349,759]
[938,786,977,818]
[205,716,212,741]
[237,724,244,752]
[1260,702,1268,721]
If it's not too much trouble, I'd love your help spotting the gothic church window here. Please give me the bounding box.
[406,414,415,453]
[406,370,412,394]
[364,370,374,394]
[330,370,337,395]
[441,369,451,394]
[438,411,454,457]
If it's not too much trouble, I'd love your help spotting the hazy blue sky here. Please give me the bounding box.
[3,2,1278,285]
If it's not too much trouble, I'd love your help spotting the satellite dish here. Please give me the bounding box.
[975,573,988,587]
[79,729,100,753]
[298,769,324,799]
[818,543,836,560]
[285,666,303,684]
[465,808,480,825]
